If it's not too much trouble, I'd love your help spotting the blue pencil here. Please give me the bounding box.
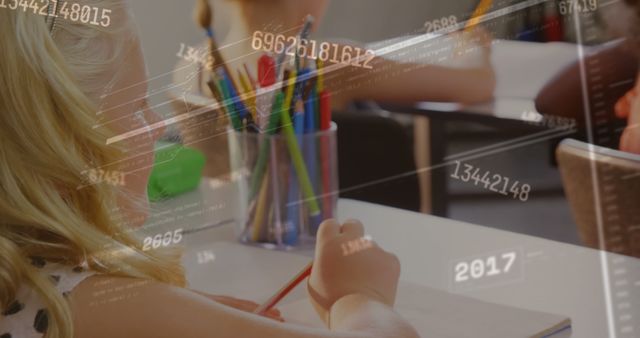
[217,76,242,131]
[223,72,252,123]
[304,92,319,234]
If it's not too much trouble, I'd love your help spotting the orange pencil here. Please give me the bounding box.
[253,262,313,315]
[465,0,493,30]
[454,0,493,58]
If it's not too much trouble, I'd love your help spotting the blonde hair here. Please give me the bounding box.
[0,2,185,338]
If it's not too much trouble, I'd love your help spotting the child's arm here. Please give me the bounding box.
[69,277,417,338]
[332,63,495,106]
[324,30,495,108]
[535,39,638,123]
[69,220,419,338]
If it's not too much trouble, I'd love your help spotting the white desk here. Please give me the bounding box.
[145,180,640,338]
[335,200,640,338]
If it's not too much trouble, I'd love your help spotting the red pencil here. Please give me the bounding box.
[319,91,333,219]
[253,262,313,315]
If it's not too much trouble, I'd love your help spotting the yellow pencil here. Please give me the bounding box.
[465,0,493,31]
[252,172,271,242]
[237,69,257,121]
[454,0,493,58]
[316,59,324,93]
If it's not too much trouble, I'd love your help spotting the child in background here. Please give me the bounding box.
[215,0,496,108]
[182,0,495,179]
[615,75,640,154]
[537,0,640,155]
[614,0,640,154]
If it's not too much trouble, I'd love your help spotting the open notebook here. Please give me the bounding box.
[184,242,571,338]
[279,280,571,338]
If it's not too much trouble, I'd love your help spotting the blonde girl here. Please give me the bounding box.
[0,1,419,337]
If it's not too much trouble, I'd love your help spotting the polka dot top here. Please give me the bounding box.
[0,258,95,338]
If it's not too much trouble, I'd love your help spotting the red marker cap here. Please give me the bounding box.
[258,55,276,88]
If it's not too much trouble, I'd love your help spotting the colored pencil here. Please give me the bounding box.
[319,90,333,219]
[316,59,325,93]
[279,98,322,228]
[249,93,284,199]
[237,68,257,121]
[269,139,284,246]
[253,262,313,315]
[282,69,297,119]
[284,103,305,245]
[218,76,243,130]
[223,72,251,122]
[256,54,278,131]
[205,78,230,121]
[243,63,258,90]
[465,0,493,31]
[251,170,271,242]
[304,92,319,232]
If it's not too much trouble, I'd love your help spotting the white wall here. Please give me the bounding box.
[318,0,478,41]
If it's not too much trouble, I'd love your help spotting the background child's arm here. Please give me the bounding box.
[535,40,638,123]
[324,30,495,108]
[330,62,495,106]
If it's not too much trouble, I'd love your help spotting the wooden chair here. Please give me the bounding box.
[556,139,640,257]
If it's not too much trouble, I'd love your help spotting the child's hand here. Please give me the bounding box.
[620,125,640,154]
[308,219,401,323]
[614,74,640,154]
[615,88,637,119]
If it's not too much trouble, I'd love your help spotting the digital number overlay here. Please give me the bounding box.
[450,248,523,292]
[521,111,578,129]
[558,0,598,15]
[451,161,532,202]
[142,229,183,251]
[252,30,376,69]
[423,15,459,34]
[341,235,374,257]
[85,169,125,187]
[0,0,112,27]
[176,43,215,71]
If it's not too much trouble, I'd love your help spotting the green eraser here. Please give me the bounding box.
[147,142,206,202]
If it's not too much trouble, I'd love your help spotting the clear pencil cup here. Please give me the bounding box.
[228,123,339,250]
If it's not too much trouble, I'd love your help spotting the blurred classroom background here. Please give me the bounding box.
[129,0,626,247]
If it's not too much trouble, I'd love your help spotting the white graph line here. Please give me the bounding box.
[572,8,618,338]
[289,128,575,207]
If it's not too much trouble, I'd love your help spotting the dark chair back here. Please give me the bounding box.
[557,139,640,258]
[334,111,421,212]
